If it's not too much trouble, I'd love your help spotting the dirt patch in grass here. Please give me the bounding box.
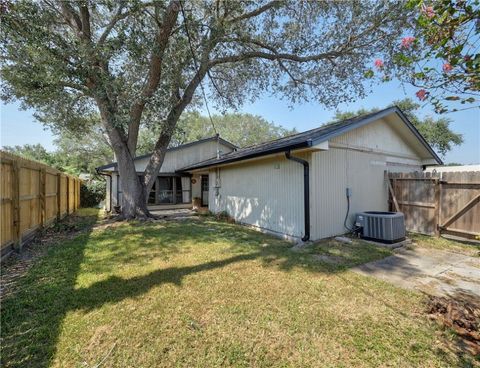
[0,208,99,302]
[426,292,480,357]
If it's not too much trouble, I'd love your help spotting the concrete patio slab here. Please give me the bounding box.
[149,208,198,220]
[352,246,480,297]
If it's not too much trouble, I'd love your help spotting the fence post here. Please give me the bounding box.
[12,160,22,252]
[74,179,77,210]
[434,177,441,237]
[75,179,78,210]
[66,177,70,214]
[77,180,81,209]
[57,173,62,221]
[39,168,46,228]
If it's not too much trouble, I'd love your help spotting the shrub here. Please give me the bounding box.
[80,180,105,207]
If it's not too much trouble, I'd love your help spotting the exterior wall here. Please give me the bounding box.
[208,117,426,241]
[330,117,424,173]
[310,118,424,240]
[310,148,387,239]
[209,154,306,238]
[191,174,202,199]
[101,139,234,210]
[104,175,112,211]
[111,173,120,208]
[128,140,234,173]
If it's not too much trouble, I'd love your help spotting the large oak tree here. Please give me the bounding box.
[1,0,411,218]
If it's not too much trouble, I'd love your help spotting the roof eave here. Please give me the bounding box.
[179,140,313,172]
[95,135,238,172]
[309,106,443,165]
[393,107,443,165]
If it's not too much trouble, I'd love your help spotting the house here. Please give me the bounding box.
[97,106,442,241]
[96,136,237,211]
[425,164,479,173]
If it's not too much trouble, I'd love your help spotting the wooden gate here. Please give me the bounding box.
[388,171,480,239]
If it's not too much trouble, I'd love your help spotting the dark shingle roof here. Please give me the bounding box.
[179,106,442,171]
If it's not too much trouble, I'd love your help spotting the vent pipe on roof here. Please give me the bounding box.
[285,151,310,242]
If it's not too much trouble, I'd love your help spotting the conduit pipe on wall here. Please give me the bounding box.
[285,151,310,242]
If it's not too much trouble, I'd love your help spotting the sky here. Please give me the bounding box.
[1,80,479,164]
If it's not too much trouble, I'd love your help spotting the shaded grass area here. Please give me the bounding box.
[409,232,480,256]
[1,215,477,367]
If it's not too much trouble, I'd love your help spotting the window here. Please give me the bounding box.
[177,176,191,204]
[148,180,156,204]
[141,175,192,205]
[158,177,173,204]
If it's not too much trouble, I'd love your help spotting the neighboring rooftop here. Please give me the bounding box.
[179,106,442,171]
[425,165,480,173]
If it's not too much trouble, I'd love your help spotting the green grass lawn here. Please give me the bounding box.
[1,210,477,367]
[409,232,480,256]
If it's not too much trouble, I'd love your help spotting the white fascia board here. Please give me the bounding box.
[422,158,441,166]
[311,140,329,151]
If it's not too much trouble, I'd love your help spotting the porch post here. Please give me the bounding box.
[172,176,177,205]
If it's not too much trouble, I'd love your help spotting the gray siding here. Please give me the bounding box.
[209,116,426,241]
[310,148,388,239]
[104,140,234,209]
[126,140,234,173]
[310,117,424,240]
[209,155,306,238]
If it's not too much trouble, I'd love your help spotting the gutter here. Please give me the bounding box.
[96,169,112,212]
[181,140,313,172]
[285,151,310,242]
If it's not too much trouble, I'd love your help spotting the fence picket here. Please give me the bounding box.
[0,151,81,259]
[388,171,479,239]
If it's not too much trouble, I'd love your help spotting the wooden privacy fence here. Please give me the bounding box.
[388,171,480,239]
[1,151,81,257]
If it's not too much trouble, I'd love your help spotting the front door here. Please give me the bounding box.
[201,175,209,207]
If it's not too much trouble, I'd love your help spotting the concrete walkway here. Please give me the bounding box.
[353,246,480,297]
[150,208,198,220]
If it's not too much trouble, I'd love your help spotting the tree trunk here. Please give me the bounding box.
[97,99,151,219]
[115,145,151,219]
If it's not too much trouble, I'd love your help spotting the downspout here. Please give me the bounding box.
[285,151,310,242]
[96,169,112,212]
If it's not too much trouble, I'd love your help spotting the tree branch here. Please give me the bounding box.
[59,2,83,36]
[127,0,180,156]
[222,37,306,86]
[229,1,279,23]
[142,39,212,194]
[209,49,340,67]
[79,2,91,40]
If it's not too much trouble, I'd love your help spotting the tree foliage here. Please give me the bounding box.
[174,112,296,148]
[3,143,60,166]
[370,0,480,113]
[4,111,295,174]
[3,131,113,175]
[333,98,463,157]
[1,0,413,217]
[53,127,114,174]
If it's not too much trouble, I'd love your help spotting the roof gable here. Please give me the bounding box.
[180,106,442,171]
[96,135,237,171]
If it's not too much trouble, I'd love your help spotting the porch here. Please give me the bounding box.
[110,172,210,211]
